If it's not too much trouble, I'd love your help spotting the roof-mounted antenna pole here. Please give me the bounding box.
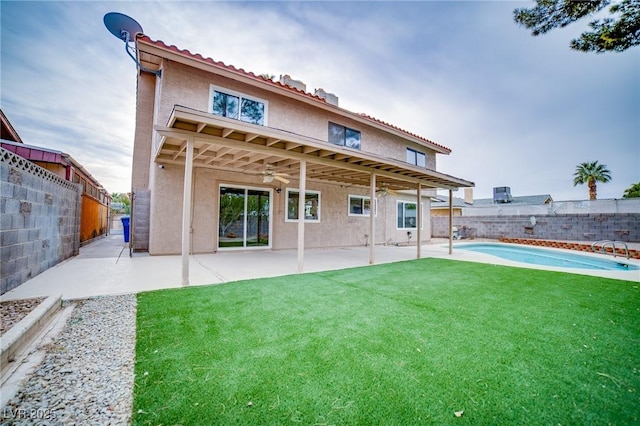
[103,12,161,77]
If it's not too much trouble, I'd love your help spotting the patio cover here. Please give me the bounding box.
[154,105,474,284]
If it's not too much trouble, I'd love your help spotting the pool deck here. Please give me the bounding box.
[1,236,638,302]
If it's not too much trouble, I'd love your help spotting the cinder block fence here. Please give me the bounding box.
[1,148,81,294]
[431,213,640,243]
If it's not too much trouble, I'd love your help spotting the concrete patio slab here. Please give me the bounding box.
[1,235,638,302]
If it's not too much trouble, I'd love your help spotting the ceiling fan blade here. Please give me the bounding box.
[274,175,290,184]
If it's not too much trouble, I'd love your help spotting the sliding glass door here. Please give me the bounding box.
[219,186,271,249]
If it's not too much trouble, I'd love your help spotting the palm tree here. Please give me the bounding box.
[573,161,612,200]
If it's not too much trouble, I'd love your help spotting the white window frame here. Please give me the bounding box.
[348,194,377,217]
[285,189,321,223]
[217,184,274,250]
[396,200,424,230]
[209,85,269,126]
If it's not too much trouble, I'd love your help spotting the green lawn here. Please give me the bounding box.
[132,258,639,425]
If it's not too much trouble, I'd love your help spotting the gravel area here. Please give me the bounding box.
[1,294,136,425]
[1,298,45,335]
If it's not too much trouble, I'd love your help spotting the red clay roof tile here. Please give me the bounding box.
[137,35,451,154]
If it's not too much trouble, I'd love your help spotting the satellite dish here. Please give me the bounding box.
[103,12,143,43]
[103,12,161,76]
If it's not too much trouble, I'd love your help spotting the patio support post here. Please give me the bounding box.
[297,159,307,273]
[181,137,194,286]
[369,173,376,264]
[448,189,453,255]
[416,183,422,259]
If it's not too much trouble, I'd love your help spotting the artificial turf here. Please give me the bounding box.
[132,258,639,425]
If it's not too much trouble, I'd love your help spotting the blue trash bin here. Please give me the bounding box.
[121,216,130,243]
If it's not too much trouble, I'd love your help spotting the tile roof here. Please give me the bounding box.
[431,194,553,208]
[137,35,451,154]
[472,195,553,206]
[430,195,469,208]
[357,114,450,153]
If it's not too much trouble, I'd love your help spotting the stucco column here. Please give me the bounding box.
[449,189,453,255]
[297,160,307,273]
[416,183,422,259]
[369,173,376,264]
[181,137,194,286]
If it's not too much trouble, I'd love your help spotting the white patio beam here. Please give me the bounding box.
[154,126,469,190]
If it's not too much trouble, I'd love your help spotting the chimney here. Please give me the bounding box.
[464,188,474,205]
[279,74,306,92]
[314,88,339,106]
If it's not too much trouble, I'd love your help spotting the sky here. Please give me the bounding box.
[1,1,638,201]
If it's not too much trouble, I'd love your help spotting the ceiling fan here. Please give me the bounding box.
[376,184,398,197]
[261,165,290,184]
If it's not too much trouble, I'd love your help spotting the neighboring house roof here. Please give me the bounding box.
[430,195,469,209]
[431,194,553,209]
[1,139,66,164]
[135,35,452,155]
[1,139,106,192]
[473,195,553,206]
[1,109,23,143]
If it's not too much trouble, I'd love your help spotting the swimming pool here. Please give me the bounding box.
[457,243,638,271]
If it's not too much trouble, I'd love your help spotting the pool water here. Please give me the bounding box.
[457,243,638,271]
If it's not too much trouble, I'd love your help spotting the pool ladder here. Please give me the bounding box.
[591,240,630,259]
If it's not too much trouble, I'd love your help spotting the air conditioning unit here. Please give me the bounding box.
[493,186,512,203]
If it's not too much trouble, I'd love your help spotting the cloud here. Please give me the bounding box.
[1,1,638,200]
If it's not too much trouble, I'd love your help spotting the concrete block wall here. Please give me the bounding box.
[1,149,81,294]
[431,213,640,243]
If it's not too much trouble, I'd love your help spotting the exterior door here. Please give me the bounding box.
[218,186,271,249]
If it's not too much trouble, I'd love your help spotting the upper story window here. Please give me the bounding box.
[406,148,426,167]
[329,122,361,150]
[210,85,267,125]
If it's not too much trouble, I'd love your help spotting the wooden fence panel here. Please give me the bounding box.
[80,195,108,243]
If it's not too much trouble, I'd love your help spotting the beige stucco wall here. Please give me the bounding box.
[137,59,443,254]
[147,163,433,255]
[153,60,439,165]
[132,72,156,190]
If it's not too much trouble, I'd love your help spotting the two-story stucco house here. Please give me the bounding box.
[128,34,473,280]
